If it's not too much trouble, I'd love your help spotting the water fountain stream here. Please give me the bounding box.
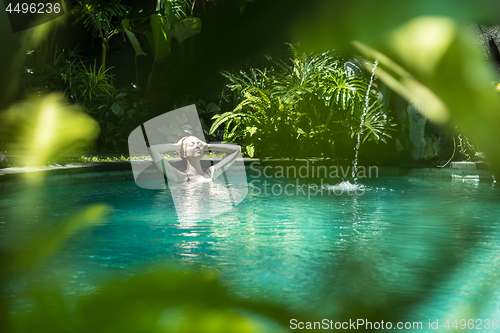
[352,60,379,184]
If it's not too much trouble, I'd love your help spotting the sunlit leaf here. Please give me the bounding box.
[389,16,456,77]
[122,19,147,57]
[172,17,202,44]
[293,0,500,53]
[0,93,100,167]
[246,144,255,158]
[149,14,171,61]
[352,40,450,124]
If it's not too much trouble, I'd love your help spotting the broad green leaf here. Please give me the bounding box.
[293,0,500,53]
[353,40,450,124]
[206,102,220,113]
[111,101,125,116]
[149,14,171,61]
[172,17,202,44]
[122,19,147,57]
[389,16,455,78]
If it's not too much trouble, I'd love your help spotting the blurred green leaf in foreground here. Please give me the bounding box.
[294,0,500,175]
[0,93,100,168]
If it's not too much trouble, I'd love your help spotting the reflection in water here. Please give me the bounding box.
[152,180,249,226]
[170,180,233,225]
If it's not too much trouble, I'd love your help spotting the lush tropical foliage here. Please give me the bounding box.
[210,46,395,158]
[71,0,129,69]
[18,0,221,152]
[22,47,153,151]
[19,0,222,152]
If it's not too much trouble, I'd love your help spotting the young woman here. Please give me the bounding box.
[149,136,241,183]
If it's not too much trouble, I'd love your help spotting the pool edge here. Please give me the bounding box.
[0,159,494,194]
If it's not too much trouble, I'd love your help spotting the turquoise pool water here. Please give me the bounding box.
[1,169,500,328]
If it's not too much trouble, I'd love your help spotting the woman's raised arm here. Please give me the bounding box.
[206,143,242,180]
[206,143,241,154]
[149,140,186,182]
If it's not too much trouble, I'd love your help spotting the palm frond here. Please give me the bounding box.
[356,100,396,144]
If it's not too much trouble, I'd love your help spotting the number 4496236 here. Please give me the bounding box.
[5,2,61,14]
[444,319,498,330]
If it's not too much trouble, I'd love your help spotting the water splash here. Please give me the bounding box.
[322,181,366,195]
[352,59,379,183]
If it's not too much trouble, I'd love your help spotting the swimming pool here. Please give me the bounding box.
[1,166,500,327]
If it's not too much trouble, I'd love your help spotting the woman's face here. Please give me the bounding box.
[182,136,204,159]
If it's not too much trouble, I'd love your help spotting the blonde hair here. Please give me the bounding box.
[179,136,199,160]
